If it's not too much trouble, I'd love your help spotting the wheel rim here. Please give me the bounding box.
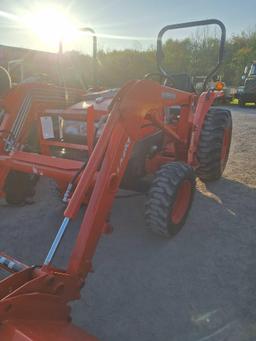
[171,180,192,225]
[220,127,232,171]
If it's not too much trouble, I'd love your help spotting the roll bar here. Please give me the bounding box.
[157,19,226,90]
[80,27,98,87]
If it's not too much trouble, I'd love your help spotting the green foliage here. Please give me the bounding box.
[96,49,157,87]
[223,31,256,85]
[21,29,256,88]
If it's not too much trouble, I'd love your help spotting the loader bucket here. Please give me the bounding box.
[0,259,100,341]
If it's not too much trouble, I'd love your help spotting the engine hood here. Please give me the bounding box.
[70,88,119,113]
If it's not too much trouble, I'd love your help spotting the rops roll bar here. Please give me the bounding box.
[157,19,226,91]
[80,27,98,87]
[59,27,98,88]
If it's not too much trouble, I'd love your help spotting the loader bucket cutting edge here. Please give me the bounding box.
[0,320,99,341]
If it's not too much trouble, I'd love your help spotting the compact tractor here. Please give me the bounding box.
[0,20,232,340]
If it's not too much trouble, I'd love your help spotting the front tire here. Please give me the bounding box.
[238,97,246,107]
[4,171,38,205]
[145,162,195,238]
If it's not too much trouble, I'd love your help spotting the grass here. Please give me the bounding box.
[228,98,255,107]
[230,98,238,105]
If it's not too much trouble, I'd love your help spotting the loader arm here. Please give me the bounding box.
[0,79,167,340]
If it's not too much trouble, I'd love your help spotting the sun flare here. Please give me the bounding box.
[26,6,78,50]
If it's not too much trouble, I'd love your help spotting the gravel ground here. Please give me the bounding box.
[0,106,256,341]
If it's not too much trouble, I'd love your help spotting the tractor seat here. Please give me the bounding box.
[164,73,195,93]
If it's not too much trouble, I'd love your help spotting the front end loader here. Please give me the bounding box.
[0,20,232,340]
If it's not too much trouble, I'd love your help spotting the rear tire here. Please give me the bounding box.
[196,108,232,182]
[145,162,195,238]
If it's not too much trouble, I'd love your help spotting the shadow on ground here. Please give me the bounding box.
[71,177,256,341]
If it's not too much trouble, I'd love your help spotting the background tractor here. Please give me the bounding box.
[237,61,256,106]
[0,19,232,340]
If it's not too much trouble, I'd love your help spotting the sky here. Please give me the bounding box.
[0,0,254,53]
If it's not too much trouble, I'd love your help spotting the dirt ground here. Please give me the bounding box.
[0,105,256,341]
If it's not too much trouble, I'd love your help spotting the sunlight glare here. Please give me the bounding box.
[26,6,78,50]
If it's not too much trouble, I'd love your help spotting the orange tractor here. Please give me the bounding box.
[0,20,231,340]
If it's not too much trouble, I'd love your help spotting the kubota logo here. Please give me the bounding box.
[117,137,131,173]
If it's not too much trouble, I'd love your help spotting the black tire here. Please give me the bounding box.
[196,108,232,182]
[145,162,196,238]
[4,171,39,205]
[238,98,246,107]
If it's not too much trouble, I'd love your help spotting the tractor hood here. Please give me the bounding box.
[70,88,119,112]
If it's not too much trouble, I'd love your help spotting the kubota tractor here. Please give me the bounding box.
[0,19,232,340]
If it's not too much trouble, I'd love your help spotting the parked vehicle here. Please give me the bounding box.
[237,61,256,106]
